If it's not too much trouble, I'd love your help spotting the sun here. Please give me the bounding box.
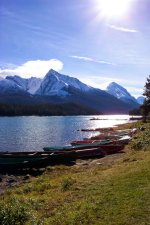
[96,0,134,19]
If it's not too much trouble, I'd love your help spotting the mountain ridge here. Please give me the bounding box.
[0,69,140,115]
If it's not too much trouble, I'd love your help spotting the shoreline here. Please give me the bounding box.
[0,121,137,195]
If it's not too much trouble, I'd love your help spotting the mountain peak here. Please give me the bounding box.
[109,82,118,86]
[106,82,138,106]
[36,70,92,96]
[107,82,127,91]
[47,69,59,75]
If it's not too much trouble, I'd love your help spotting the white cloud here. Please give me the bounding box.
[107,24,138,33]
[71,55,115,66]
[0,59,63,78]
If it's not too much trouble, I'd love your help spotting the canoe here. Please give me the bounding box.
[75,145,124,159]
[0,151,76,169]
[43,140,114,152]
[89,136,131,145]
[0,143,125,170]
[116,135,131,144]
[70,139,111,146]
[75,147,105,159]
[90,134,121,140]
[0,146,111,169]
[81,128,114,132]
[97,145,124,154]
[0,152,49,164]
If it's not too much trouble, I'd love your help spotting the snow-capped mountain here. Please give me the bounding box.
[136,96,145,105]
[6,76,42,94]
[0,70,140,114]
[106,82,138,105]
[36,69,92,96]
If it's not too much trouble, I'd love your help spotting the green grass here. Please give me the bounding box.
[0,121,150,225]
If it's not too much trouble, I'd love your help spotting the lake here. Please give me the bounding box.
[0,115,132,152]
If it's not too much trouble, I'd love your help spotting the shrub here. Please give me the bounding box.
[0,199,29,225]
[61,177,76,191]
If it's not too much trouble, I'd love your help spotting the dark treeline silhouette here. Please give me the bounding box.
[142,75,150,121]
[129,108,141,115]
[0,103,100,116]
[130,75,150,117]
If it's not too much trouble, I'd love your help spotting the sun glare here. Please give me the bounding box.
[96,0,134,19]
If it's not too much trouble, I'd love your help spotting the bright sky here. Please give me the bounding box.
[0,0,150,97]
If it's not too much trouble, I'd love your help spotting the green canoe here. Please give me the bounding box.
[43,140,112,152]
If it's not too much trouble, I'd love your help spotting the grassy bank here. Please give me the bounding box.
[0,121,150,225]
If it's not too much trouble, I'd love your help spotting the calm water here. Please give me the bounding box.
[0,115,132,152]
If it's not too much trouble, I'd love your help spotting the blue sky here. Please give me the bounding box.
[0,0,150,97]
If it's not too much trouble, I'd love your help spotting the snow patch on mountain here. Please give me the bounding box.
[6,76,42,94]
[26,77,42,94]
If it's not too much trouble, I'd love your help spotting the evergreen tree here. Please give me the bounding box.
[143,75,150,102]
[142,75,150,121]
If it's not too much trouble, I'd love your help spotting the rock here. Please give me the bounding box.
[8,178,15,184]
[23,174,30,180]
[140,126,145,131]
[96,162,103,165]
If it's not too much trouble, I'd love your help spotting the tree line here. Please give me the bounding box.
[0,102,99,116]
[130,75,150,121]
[141,75,150,121]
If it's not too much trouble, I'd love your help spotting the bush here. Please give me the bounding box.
[0,199,29,225]
[129,126,150,151]
[61,177,76,191]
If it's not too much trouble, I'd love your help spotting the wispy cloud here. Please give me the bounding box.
[0,6,15,17]
[71,56,115,66]
[107,24,138,33]
[0,59,63,78]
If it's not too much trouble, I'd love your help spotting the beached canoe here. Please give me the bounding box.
[75,145,124,159]
[0,151,76,169]
[72,136,131,146]
[116,135,131,144]
[0,143,125,170]
[0,147,110,170]
[90,133,128,140]
[70,139,111,146]
[75,147,105,159]
[43,140,114,152]
[90,136,131,145]
[0,155,48,170]
[97,144,124,154]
